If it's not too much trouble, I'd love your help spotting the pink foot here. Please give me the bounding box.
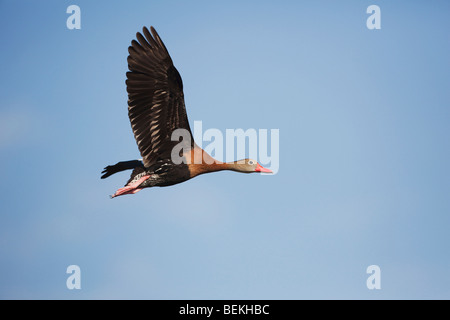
[110,175,150,198]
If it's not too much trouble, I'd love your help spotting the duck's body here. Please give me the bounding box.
[102,26,271,198]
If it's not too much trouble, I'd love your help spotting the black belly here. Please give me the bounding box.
[139,161,191,188]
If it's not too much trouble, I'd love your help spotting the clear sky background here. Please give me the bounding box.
[0,0,449,299]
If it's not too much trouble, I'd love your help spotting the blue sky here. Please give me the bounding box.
[0,0,449,299]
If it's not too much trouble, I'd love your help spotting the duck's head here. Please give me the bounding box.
[233,159,273,174]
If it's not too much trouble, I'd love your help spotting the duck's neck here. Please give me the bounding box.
[213,161,244,172]
[185,147,245,177]
[188,161,245,177]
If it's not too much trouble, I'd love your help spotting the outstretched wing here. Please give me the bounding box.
[126,26,193,168]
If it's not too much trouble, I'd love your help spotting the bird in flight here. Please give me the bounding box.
[102,26,272,198]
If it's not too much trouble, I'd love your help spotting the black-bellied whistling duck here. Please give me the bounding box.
[102,26,272,198]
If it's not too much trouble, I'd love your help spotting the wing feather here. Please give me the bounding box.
[126,26,193,168]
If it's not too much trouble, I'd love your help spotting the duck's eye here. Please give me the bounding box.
[248,160,254,165]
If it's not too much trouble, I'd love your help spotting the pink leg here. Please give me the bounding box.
[111,176,150,198]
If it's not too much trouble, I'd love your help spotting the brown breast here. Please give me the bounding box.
[184,146,227,178]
